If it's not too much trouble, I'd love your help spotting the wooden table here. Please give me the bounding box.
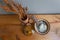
[0,14,60,40]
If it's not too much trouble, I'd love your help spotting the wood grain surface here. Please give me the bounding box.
[0,14,60,40]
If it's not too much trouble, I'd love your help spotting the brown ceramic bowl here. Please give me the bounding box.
[34,19,50,35]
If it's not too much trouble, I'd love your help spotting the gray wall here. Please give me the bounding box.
[16,0,60,14]
[0,0,60,14]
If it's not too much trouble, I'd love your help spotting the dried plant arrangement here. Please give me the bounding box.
[0,0,28,21]
[0,0,35,36]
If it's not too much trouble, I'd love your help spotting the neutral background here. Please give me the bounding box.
[0,0,60,14]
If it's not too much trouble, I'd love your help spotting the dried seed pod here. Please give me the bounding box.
[23,24,34,36]
[29,18,34,24]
